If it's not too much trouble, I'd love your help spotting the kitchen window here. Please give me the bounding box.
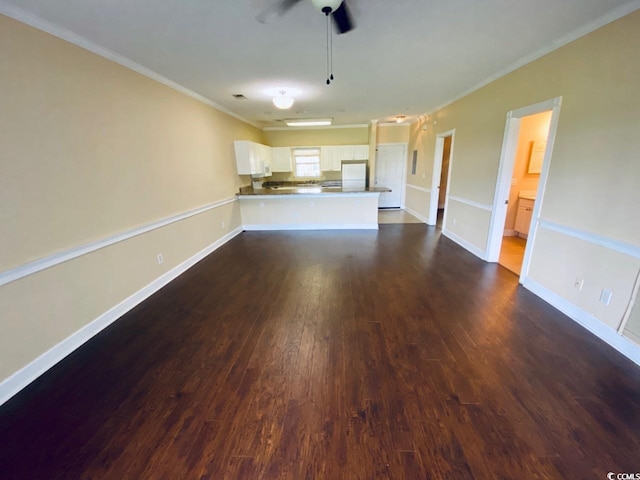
[293,148,321,178]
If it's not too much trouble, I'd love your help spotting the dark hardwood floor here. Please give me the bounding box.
[1,225,639,479]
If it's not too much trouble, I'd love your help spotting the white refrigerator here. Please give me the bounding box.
[341,161,367,190]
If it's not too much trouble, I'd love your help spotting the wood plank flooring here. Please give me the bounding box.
[1,225,639,479]
[499,236,527,276]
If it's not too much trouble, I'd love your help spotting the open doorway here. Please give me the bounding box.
[486,97,562,282]
[428,130,455,228]
[499,110,552,274]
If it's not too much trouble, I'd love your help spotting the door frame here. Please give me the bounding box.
[485,97,562,283]
[428,129,455,225]
[375,142,408,208]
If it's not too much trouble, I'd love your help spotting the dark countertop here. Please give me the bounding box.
[238,185,391,196]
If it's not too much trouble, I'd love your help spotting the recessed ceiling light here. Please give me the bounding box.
[285,118,333,127]
[232,94,247,99]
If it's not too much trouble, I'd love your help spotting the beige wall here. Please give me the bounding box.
[504,111,550,232]
[0,16,261,383]
[263,126,368,147]
[406,11,640,343]
[377,124,410,144]
[406,122,436,216]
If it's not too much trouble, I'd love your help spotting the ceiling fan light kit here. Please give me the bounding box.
[310,0,343,13]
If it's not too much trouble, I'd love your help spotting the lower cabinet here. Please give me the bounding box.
[515,198,534,236]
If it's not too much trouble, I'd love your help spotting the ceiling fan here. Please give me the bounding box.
[256,0,355,85]
[257,0,355,34]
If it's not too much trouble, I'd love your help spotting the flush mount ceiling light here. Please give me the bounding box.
[272,91,294,109]
[285,118,333,127]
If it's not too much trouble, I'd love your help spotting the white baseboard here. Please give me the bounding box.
[442,229,487,260]
[0,226,243,406]
[403,207,429,224]
[242,224,379,231]
[523,278,640,367]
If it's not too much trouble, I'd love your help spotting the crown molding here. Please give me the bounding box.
[0,2,261,129]
[413,0,640,120]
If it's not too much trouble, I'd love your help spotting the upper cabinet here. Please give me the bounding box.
[321,144,369,171]
[234,140,272,176]
[271,147,293,172]
[258,143,272,175]
[321,146,342,171]
[235,142,368,175]
[341,144,369,161]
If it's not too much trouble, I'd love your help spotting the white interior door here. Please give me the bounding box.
[375,144,405,208]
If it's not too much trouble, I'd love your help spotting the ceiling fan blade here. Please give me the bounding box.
[331,1,354,34]
[256,0,303,23]
[277,0,305,15]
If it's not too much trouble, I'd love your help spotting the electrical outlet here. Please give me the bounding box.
[157,253,164,265]
[452,218,457,226]
[574,277,584,291]
[599,289,612,306]
[221,221,225,229]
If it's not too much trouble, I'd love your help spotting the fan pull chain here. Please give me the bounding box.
[329,15,334,82]
[326,12,331,85]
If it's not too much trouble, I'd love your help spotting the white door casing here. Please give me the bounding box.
[486,97,563,285]
[429,130,455,225]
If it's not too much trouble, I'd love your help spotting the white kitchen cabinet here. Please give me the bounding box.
[515,198,535,236]
[353,144,369,160]
[340,144,369,160]
[271,147,292,172]
[340,145,354,160]
[234,140,271,176]
[321,146,342,171]
[234,140,259,175]
[258,143,272,176]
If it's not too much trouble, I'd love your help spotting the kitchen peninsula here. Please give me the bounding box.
[237,182,391,230]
